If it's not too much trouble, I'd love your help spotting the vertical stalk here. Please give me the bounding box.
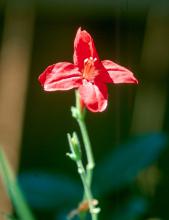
[77,160,98,220]
[67,132,99,220]
[70,90,100,219]
[0,148,35,220]
[75,91,95,186]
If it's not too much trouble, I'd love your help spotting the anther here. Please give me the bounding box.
[84,58,89,64]
[84,57,97,64]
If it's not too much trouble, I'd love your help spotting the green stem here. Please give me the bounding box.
[69,91,100,220]
[75,90,95,186]
[77,119,94,186]
[77,160,98,220]
[67,132,99,220]
[0,148,35,220]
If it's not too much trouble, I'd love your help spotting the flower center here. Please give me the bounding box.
[82,57,97,81]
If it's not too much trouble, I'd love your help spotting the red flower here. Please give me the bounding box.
[38,27,138,112]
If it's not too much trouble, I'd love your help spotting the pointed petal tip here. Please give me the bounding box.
[76,27,82,34]
[77,26,82,31]
[135,78,139,84]
[130,76,139,84]
[38,64,54,86]
[77,27,87,34]
[126,76,139,84]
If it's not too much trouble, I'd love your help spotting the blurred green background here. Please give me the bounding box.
[0,0,169,220]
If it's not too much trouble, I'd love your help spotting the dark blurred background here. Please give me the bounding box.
[0,0,169,220]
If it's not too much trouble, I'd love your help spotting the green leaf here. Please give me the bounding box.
[0,147,35,220]
[94,133,167,195]
[18,171,82,210]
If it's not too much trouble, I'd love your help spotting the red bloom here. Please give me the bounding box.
[38,27,138,112]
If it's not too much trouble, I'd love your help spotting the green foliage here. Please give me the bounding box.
[18,172,82,210]
[0,148,35,220]
[0,133,167,219]
[94,133,167,196]
[16,133,167,220]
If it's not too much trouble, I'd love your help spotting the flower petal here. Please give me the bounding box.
[79,80,108,112]
[73,27,100,71]
[38,62,82,91]
[102,60,138,84]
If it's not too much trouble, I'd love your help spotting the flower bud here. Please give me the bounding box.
[67,132,82,161]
